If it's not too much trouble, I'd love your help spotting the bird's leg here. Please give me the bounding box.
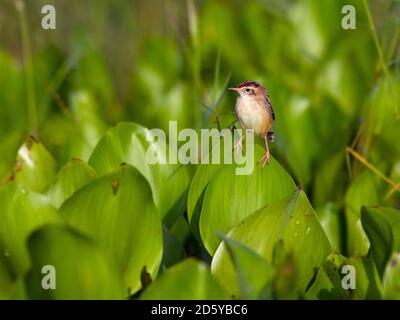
[258,136,270,167]
[234,133,244,155]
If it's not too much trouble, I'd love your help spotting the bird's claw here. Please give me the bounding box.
[258,152,270,168]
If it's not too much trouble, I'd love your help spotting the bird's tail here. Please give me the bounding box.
[267,130,275,142]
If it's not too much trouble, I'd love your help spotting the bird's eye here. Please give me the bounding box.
[245,88,251,93]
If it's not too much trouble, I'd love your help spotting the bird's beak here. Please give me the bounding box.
[228,87,239,91]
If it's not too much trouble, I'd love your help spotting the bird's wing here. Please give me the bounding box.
[264,92,275,121]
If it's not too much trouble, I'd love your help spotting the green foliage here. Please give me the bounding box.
[12,136,58,193]
[60,164,163,295]
[0,182,62,277]
[194,145,296,254]
[25,225,124,299]
[89,122,190,226]
[212,190,331,298]
[362,207,400,277]
[215,234,276,299]
[47,159,96,208]
[140,259,228,300]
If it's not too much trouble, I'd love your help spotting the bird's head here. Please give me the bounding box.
[229,80,266,99]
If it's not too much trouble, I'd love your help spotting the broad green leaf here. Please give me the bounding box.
[341,256,382,300]
[187,163,222,240]
[304,262,336,300]
[25,225,124,299]
[140,258,229,300]
[269,244,300,299]
[382,253,400,299]
[309,253,382,300]
[12,137,57,193]
[212,190,331,297]
[307,252,348,300]
[345,170,382,256]
[199,145,296,254]
[0,182,62,276]
[89,122,190,226]
[60,164,162,294]
[214,234,275,299]
[316,203,343,252]
[361,206,400,276]
[48,159,96,208]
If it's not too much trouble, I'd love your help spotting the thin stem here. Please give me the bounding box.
[16,0,38,134]
[187,0,202,130]
[362,0,400,117]
[346,147,400,194]
[363,0,388,75]
[385,182,400,199]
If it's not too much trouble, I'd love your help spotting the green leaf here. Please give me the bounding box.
[361,206,400,276]
[89,122,190,226]
[199,145,296,254]
[343,256,382,300]
[47,159,96,208]
[212,190,331,297]
[140,258,229,300]
[382,253,400,299]
[12,136,57,193]
[0,182,62,276]
[25,225,124,299]
[345,170,382,256]
[214,234,275,299]
[187,163,223,241]
[316,203,343,252]
[309,253,382,300]
[60,164,162,294]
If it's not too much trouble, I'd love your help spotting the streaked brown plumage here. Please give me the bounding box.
[229,80,275,167]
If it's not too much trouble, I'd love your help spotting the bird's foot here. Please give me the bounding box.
[234,139,243,155]
[258,151,270,168]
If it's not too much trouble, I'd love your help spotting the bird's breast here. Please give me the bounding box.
[235,98,272,137]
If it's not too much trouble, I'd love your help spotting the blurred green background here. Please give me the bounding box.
[0,0,400,300]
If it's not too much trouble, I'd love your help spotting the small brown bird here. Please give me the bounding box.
[229,80,275,167]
